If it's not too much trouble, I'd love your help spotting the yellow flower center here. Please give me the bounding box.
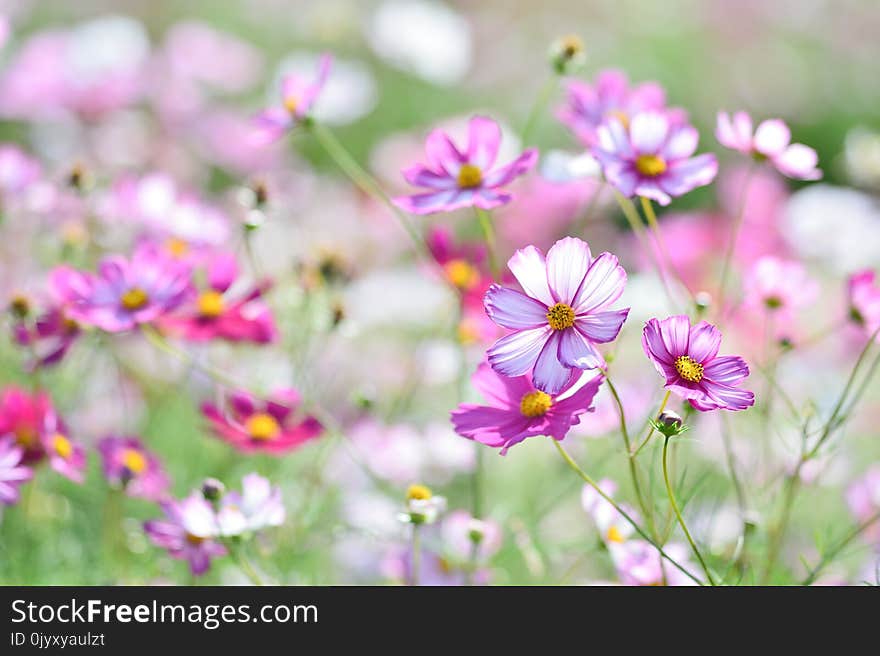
[444,259,479,289]
[120,288,149,311]
[406,484,433,501]
[520,390,552,418]
[607,109,631,130]
[546,303,575,330]
[457,320,478,346]
[185,533,206,546]
[674,355,704,383]
[197,291,225,318]
[284,95,298,114]
[560,34,584,59]
[166,237,189,258]
[245,413,281,441]
[53,433,73,460]
[14,427,36,448]
[606,525,625,543]
[121,448,147,474]
[457,164,483,189]
[635,154,667,177]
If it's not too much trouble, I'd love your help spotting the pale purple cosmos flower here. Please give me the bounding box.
[0,145,41,197]
[593,111,718,206]
[848,269,880,340]
[144,492,226,576]
[440,510,503,562]
[97,436,170,502]
[216,473,285,537]
[642,315,755,411]
[743,256,818,316]
[609,539,698,586]
[557,69,678,147]
[581,479,638,545]
[451,361,603,453]
[252,53,332,143]
[716,111,822,180]
[49,242,193,333]
[393,115,538,214]
[0,437,33,505]
[484,236,629,394]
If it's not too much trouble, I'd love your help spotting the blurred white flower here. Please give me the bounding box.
[844,126,880,190]
[540,150,600,183]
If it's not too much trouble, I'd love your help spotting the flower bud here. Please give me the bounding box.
[652,409,688,438]
[201,478,226,502]
[9,294,30,319]
[550,34,585,75]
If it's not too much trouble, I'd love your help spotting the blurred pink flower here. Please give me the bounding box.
[716,111,822,180]
[846,465,880,545]
[201,388,323,455]
[144,493,226,576]
[451,361,603,454]
[0,437,32,505]
[393,115,537,214]
[848,269,880,340]
[609,539,698,586]
[49,242,193,333]
[12,304,81,369]
[484,237,629,394]
[0,145,41,196]
[743,256,818,316]
[642,315,754,411]
[441,510,503,562]
[0,386,57,463]
[593,111,717,206]
[581,479,639,544]
[41,424,85,484]
[97,436,170,501]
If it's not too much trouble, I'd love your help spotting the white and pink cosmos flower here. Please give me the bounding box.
[743,256,819,317]
[484,236,629,395]
[716,111,822,180]
[253,53,332,143]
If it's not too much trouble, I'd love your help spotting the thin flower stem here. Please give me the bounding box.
[411,524,421,586]
[662,436,717,585]
[717,165,756,319]
[801,511,880,586]
[605,377,654,536]
[632,390,671,457]
[550,438,705,585]
[639,196,697,307]
[227,541,264,586]
[474,206,501,281]
[612,191,678,310]
[521,76,558,146]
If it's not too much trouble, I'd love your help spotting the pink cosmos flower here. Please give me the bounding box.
[41,426,86,483]
[216,473,285,537]
[393,115,538,214]
[440,510,503,562]
[556,69,678,147]
[846,465,880,545]
[581,479,638,545]
[144,493,226,576]
[0,145,41,196]
[252,53,332,143]
[12,305,81,369]
[484,236,629,394]
[743,256,818,316]
[848,269,880,340]
[0,437,33,505]
[451,361,603,454]
[160,252,277,344]
[0,386,57,463]
[592,111,718,206]
[716,111,822,180]
[426,226,491,299]
[609,539,698,586]
[49,242,193,333]
[97,436,170,501]
[201,388,323,455]
[642,315,755,411]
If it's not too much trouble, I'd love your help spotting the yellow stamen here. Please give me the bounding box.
[560,34,584,59]
[121,448,147,474]
[166,237,189,258]
[635,154,667,177]
[53,433,73,460]
[457,164,483,189]
[520,390,552,418]
[120,288,149,311]
[185,533,205,546]
[546,303,575,330]
[197,291,225,318]
[284,95,298,114]
[444,259,479,290]
[606,525,625,543]
[607,109,631,130]
[406,484,432,501]
[245,413,281,441]
[674,355,704,383]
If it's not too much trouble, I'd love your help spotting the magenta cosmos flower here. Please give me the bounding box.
[253,53,332,143]
[144,493,226,576]
[593,111,718,206]
[847,269,880,340]
[42,426,87,483]
[50,242,193,333]
[97,436,170,501]
[716,111,822,180]
[161,252,277,344]
[0,386,57,463]
[451,362,603,454]
[557,69,679,147]
[642,315,754,411]
[484,236,629,394]
[12,304,81,369]
[202,388,323,455]
[393,115,538,214]
[743,256,818,317]
[0,437,33,505]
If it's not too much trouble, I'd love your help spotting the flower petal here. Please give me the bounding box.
[466,115,501,170]
[484,284,549,329]
[754,119,791,156]
[507,245,554,306]
[470,361,532,408]
[687,321,721,363]
[571,252,627,314]
[557,328,604,369]
[545,237,592,305]
[401,164,457,190]
[425,128,465,176]
[773,143,821,180]
[630,112,669,153]
[482,148,538,187]
[702,355,750,385]
[533,332,572,394]
[576,308,629,344]
[657,315,690,357]
[487,326,551,377]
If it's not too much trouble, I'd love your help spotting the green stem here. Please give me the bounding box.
[801,511,880,586]
[639,196,696,307]
[411,524,421,586]
[717,164,756,319]
[551,438,704,585]
[227,541,264,586]
[521,76,558,146]
[662,436,716,585]
[632,390,671,457]
[474,206,501,281]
